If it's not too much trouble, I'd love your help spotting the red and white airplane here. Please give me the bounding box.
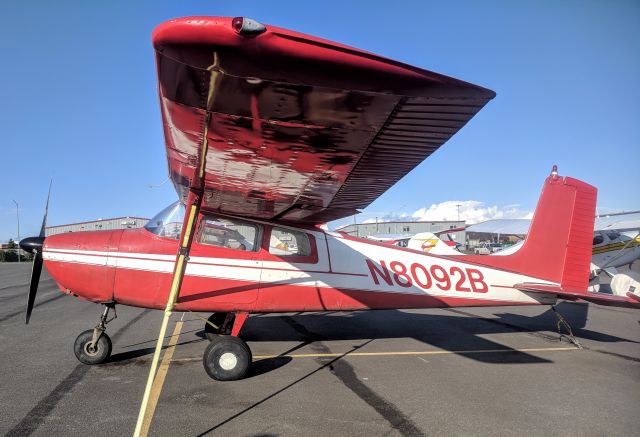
[20,17,639,382]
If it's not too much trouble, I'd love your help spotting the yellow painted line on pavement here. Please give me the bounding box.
[171,346,578,363]
[138,320,183,437]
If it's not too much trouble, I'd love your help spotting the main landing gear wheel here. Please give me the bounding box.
[74,329,112,365]
[204,312,230,341]
[203,336,252,381]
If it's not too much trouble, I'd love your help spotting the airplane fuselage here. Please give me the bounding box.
[43,214,558,314]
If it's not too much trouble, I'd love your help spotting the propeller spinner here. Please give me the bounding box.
[19,181,52,324]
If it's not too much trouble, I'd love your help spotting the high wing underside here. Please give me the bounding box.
[152,17,495,225]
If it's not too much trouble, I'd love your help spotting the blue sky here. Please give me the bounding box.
[1,0,638,242]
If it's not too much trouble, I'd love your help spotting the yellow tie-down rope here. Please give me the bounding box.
[134,68,214,436]
[133,202,199,437]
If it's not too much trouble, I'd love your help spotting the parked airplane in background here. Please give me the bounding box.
[366,233,413,247]
[19,17,638,396]
[591,211,640,275]
[592,230,640,271]
[475,214,640,295]
[369,229,463,252]
[406,231,462,254]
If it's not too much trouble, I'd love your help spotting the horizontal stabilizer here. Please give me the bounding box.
[515,282,640,309]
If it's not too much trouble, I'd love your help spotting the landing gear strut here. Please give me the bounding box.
[74,304,116,365]
[204,312,232,340]
[202,312,251,380]
[551,306,582,349]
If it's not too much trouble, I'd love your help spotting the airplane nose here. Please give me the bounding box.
[20,236,45,254]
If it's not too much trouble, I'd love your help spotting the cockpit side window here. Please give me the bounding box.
[592,235,604,245]
[606,231,620,241]
[198,216,259,252]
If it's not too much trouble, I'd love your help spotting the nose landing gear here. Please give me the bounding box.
[202,311,251,380]
[74,304,116,365]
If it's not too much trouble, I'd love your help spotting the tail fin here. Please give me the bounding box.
[473,168,597,291]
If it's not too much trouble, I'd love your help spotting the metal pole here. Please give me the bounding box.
[12,200,20,264]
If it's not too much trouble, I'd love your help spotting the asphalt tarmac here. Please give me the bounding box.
[1,263,638,436]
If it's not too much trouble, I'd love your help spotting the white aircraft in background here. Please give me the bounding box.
[406,231,463,254]
[479,212,640,297]
[366,233,413,247]
[368,229,464,253]
[591,212,640,275]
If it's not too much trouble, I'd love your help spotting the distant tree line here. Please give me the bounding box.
[0,239,32,262]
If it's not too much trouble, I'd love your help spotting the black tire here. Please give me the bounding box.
[204,313,230,341]
[74,329,112,365]
[203,336,252,381]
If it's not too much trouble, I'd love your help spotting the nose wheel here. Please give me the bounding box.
[74,329,112,364]
[74,304,116,365]
[202,311,251,380]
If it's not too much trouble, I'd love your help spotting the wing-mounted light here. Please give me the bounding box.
[231,17,267,36]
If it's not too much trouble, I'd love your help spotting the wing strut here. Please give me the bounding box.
[133,113,212,437]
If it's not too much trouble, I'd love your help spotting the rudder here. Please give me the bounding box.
[470,167,597,291]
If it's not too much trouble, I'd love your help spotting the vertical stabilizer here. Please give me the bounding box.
[467,168,597,291]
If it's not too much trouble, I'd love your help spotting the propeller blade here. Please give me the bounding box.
[23,180,52,324]
[39,180,52,238]
[25,250,43,324]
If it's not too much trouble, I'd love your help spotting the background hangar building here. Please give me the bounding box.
[337,220,466,245]
[46,216,149,237]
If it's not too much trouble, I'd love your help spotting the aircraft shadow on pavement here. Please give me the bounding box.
[244,309,553,365]
[236,301,636,367]
[492,301,639,344]
[248,356,293,378]
[105,347,157,365]
[102,302,636,371]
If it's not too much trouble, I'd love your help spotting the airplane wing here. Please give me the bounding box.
[152,17,495,225]
[465,219,531,236]
[470,213,640,237]
[594,212,640,232]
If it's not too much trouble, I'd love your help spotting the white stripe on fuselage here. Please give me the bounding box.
[43,243,558,305]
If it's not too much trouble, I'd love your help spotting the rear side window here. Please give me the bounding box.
[269,228,311,256]
[198,216,259,251]
[592,235,604,245]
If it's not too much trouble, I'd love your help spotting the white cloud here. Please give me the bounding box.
[410,200,532,224]
[334,201,532,231]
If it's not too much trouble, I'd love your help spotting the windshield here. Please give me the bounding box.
[144,201,185,239]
